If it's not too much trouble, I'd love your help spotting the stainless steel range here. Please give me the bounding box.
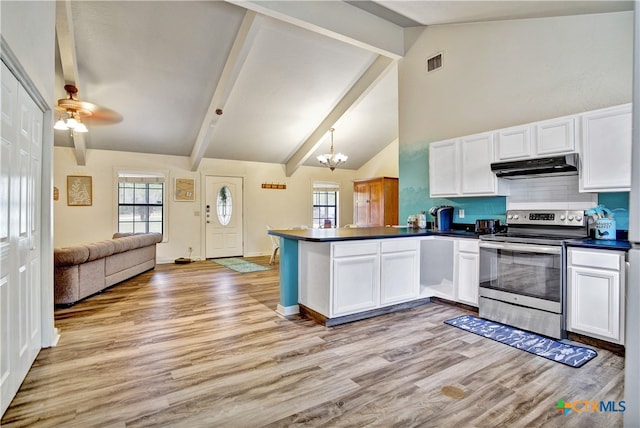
[478,209,589,339]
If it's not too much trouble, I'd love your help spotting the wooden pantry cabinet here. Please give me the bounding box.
[353,177,398,227]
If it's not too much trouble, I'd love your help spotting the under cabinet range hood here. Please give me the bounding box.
[490,153,579,179]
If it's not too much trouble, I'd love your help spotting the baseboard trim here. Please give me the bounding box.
[276,304,299,316]
[301,298,433,327]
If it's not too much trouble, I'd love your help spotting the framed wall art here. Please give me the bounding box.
[174,178,195,201]
[67,175,92,206]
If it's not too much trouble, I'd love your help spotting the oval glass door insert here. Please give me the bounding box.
[216,186,232,225]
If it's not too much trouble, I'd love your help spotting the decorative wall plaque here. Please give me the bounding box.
[67,176,92,206]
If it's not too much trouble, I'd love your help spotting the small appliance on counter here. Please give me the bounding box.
[474,219,501,234]
[429,205,454,231]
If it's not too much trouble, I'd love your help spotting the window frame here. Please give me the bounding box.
[312,181,340,229]
[114,169,169,241]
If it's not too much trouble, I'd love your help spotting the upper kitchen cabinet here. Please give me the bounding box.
[580,104,632,193]
[353,177,398,227]
[429,133,508,197]
[495,115,577,161]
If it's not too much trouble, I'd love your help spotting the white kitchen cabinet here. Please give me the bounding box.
[332,242,380,317]
[534,116,576,155]
[567,248,626,344]
[460,133,498,195]
[429,139,459,197]
[429,134,507,197]
[580,104,632,192]
[380,239,419,306]
[455,239,480,306]
[495,116,576,161]
[496,125,532,160]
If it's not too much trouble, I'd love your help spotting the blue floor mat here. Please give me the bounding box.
[445,314,597,368]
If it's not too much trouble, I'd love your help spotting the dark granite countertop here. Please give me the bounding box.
[565,238,631,251]
[267,227,481,242]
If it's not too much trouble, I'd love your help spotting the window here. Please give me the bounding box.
[312,182,339,228]
[118,173,165,234]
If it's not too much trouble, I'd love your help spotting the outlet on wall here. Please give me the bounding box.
[459,209,465,219]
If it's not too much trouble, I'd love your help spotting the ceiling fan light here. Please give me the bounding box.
[66,117,78,129]
[74,122,88,133]
[54,118,69,130]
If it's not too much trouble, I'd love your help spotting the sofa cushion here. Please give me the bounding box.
[85,240,116,262]
[54,246,90,266]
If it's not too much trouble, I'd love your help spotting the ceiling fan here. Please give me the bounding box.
[54,84,122,133]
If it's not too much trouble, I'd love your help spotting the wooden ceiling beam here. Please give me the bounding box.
[189,10,262,171]
[284,55,395,177]
[55,0,86,166]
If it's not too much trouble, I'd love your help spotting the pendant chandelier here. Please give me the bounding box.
[317,128,347,171]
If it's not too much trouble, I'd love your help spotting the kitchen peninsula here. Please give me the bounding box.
[267,227,480,325]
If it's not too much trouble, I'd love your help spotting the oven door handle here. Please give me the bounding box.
[479,241,562,255]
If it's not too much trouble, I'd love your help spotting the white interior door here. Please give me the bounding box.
[1,61,43,416]
[205,176,243,258]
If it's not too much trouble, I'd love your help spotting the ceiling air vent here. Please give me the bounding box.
[426,52,443,73]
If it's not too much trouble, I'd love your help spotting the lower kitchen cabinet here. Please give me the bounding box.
[333,252,379,316]
[380,238,419,306]
[420,237,480,307]
[567,248,626,344]
[455,240,480,306]
[298,238,419,320]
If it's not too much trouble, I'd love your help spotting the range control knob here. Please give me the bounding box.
[568,215,575,221]
[575,215,583,222]
[513,215,519,220]
[560,215,566,221]
[507,214,513,220]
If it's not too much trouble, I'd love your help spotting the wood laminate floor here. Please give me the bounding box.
[2,257,624,427]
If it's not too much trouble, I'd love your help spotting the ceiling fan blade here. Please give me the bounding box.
[57,98,123,124]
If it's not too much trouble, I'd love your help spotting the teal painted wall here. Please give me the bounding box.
[598,192,630,230]
[399,141,506,226]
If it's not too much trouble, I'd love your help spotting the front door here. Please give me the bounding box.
[205,176,243,258]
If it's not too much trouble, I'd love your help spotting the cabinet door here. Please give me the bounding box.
[580,104,632,192]
[496,125,531,161]
[429,139,459,197]
[381,240,418,306]
[534,116,576,155]
[460,133,495,195]
[456,239,480,306]
[353,182,370,226]
[333,254,379,316]
[368,180,384,227]
[567,265,621,343]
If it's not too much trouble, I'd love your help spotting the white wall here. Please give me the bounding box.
[399,11,633,147]
[55,147,398,262]
[355,138,399,180]
[1,1,56,104]
[1,1,57,346]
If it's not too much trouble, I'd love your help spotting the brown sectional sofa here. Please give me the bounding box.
[54,232,163,305]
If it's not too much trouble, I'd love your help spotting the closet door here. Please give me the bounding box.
[1,61,43,416]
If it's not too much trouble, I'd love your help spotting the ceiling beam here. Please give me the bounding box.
[189,10,262,171]
[227,0,404,59]
[55,0,86,166]
[284,55,395,177]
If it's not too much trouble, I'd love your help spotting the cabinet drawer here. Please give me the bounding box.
[333,241,378,258]
[457,239,479,253]
[569,249,621,270]
[381,238,417,253]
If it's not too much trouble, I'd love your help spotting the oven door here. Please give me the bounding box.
[479,241,563,313]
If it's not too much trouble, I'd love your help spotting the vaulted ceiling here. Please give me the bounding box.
[53,0,633,175]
